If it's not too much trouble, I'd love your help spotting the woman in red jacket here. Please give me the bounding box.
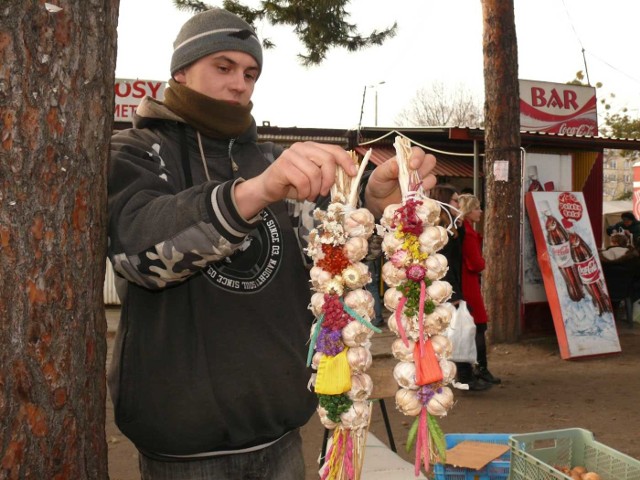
[459,194,501,386]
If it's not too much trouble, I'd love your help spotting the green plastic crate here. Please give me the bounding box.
[508,428,640,480]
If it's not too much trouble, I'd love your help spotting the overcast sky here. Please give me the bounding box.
[115,0,640,129]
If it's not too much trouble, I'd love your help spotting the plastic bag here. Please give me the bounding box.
[446,301,477,364]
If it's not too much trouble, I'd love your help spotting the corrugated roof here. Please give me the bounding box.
[354,146,480,178]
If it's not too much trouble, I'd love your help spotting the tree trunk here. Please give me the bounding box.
[481,0,521,343]
[0,1,118,478]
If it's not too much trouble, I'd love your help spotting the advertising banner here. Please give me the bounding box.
[114,78,166,122]
[522,153,573,304]
[526,192,621,359]
[519,79,597,135]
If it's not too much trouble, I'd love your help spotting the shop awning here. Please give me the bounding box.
[354,146,479,178]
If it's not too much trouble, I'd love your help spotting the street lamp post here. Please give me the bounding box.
[369,81,385,126]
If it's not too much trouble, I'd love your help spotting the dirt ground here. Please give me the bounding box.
[105,309,640,480]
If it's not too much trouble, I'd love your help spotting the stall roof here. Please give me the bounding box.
[449,127,640,151]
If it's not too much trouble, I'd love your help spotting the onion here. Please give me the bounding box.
[581,473,602,480]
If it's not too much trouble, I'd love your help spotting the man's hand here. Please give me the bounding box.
[234,142,357,219]
[364,146,437,218]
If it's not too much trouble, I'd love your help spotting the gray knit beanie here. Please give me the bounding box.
[170,8,263,76]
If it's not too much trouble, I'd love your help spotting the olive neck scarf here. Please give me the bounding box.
[163,79,254,139]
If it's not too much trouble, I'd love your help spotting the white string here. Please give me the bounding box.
[359,129,484,158]
[197,131,211,181]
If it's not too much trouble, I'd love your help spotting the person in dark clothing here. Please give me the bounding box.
[107,8,437,479]
[430,185,492,391]
[606,211,640,244]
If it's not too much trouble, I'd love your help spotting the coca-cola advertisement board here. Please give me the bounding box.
[526,192,621,359]
[519,79,597,135]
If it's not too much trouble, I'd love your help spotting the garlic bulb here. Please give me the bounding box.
[430,334,452,359]
[342,320,373,347]
[317,406,339,430]
[387,312,408,338]
[418,226,449,254]
[424,306,453,336]
[309,292,325,317]
[391,338,415,362]
[381,261,407,287]
[440,359,457,384]
[381,234,404,257]
[395,388,422,417]
[426,386,454,417]
[423,314,440,337]
[389,249,411,268]
[353,262,372,289]
[393,361,418,390]
[344,208,375,238]
[380,203,402,229]
[311,351,323,370]
[383,287,404,312]
[415,198,441,225]
[427,281,453,304]
[347,346,372,373]
[348,373,374,401]
[343,236,369,263]
[424,254,449,280]
[340,401,371,429]
[309,266,333,292]
[344,288,375,320]
[434,304,453,325]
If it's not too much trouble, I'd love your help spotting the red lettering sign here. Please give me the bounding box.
[530,87,580,110]
[558,192,583,222]
[114,79,166,122]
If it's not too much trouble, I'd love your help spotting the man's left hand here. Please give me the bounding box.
[364,146,437,218]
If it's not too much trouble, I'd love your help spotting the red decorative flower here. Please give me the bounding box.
[317,244,351,276]
[405,264,426,282]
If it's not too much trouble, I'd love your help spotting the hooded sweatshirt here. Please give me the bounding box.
[107,97,317,457]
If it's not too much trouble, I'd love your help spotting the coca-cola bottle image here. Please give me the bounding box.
[527,166,544,192]
[563,219,613,315]
[540,202,584,302]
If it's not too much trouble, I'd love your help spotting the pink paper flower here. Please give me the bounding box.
[405,264,426,282]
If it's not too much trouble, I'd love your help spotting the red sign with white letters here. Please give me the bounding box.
[114,78,166,122]
[519,79,597,135]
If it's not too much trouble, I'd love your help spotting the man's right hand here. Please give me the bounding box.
[234,142,357,219]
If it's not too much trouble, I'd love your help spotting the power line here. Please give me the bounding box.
[585,51,640,86]
[561,0,590,85]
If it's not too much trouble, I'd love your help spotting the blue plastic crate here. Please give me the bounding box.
[434,433,512,480]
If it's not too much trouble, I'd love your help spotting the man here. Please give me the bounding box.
[606,211,640,244]
[108,8,436,479]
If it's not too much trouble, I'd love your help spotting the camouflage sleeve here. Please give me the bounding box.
[108,130,260,290]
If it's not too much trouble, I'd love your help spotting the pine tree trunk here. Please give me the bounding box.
[0,1,118,478]
[481,0,521,343]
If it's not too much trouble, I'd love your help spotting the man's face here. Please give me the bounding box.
[173,50,259,106]
[622,218,633,227]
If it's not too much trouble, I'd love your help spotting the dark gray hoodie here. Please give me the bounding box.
[107,97,317,457]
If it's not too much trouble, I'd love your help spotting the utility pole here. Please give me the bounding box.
[369,81,385,126]
[481,0,521,342]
